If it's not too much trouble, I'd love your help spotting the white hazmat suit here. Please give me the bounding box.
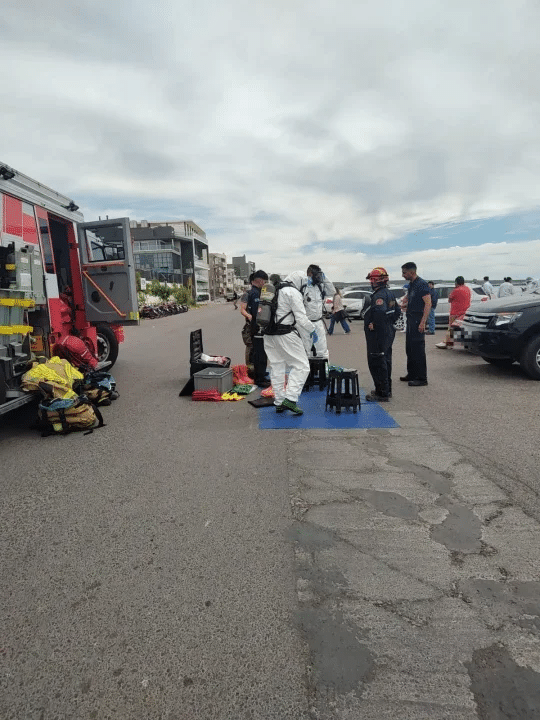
[285,270,335,359]
[263,285,315,406]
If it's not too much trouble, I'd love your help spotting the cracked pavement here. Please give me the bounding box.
[286,412,540,719]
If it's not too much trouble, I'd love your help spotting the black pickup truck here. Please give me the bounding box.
[457,290,540,379]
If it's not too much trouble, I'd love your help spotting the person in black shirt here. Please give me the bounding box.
[363,267,401,402]
[240,270,270,387]
[240,274,256,366]
[400,262,431,386]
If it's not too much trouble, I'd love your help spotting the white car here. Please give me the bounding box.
[433,283,488,325]
[342,287,407,321]
[341,289,372,319]
[323,289,371,318]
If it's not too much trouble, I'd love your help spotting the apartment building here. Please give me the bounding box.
[209,253,227,299]
[232,255,255,282]
[130,220,209,299]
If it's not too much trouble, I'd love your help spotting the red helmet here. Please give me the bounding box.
[366,267,389,281]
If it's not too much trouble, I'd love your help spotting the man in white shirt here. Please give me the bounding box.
[525,276,539,293]
[482,276,495,299]
[497,277,517,298]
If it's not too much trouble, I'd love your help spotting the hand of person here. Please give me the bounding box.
[419,321,426,333]
[368,322,374,330]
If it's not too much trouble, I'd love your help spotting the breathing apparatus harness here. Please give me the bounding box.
[258,281,298,335]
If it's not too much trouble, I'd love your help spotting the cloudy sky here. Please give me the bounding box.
[3,0,540,282]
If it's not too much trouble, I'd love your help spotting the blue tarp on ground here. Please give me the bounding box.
[258,389,400,430]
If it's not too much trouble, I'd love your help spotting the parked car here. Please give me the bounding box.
[341,289,372,319]
[323,289,370,318]
[324,286,407,322]
[387,287,407,329]
[433,283,487,325]
[456,289,540,379]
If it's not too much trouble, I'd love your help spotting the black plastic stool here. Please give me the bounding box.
[325,369,361,413]
[304,357,328,391]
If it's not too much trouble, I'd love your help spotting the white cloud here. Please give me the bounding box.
[3,0,540,280]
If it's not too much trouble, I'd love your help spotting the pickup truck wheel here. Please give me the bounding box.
[519,336,540,380]
[481,356,515,368]
[96,325,119,368]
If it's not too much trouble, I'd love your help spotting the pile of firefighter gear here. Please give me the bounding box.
[21,350,118,436]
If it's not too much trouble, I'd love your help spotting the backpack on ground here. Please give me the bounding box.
[37,392,105,436]
[258,281,296,335]
[74,371,119,406]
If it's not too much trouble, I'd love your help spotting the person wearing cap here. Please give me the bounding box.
[240,270,270,387]
[240,273,256,366]
[525,276,539,293]
[363,267,401,402]
[400,262,431,387]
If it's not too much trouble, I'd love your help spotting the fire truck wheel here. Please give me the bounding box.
[96,325,119,368]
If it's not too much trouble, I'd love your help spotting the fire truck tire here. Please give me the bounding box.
[96,325,119,368]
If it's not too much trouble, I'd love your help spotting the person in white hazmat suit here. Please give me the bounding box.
[525,276,540,293]
[285,265,335,359]
[263,283,317,415]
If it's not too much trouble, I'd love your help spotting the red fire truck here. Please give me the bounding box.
[0,161,139,416]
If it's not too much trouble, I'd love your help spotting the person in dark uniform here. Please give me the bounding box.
[400,262,431,387]
[363,267,401,402]
[244,270,270,387]
[240,273,256,367]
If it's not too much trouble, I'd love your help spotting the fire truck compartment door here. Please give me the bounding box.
[78,217,139,325]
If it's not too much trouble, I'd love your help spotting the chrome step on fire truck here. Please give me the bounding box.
[0,161,139,416]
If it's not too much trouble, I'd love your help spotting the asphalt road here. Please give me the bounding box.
[338,320,540,522]
[1,302,539,719]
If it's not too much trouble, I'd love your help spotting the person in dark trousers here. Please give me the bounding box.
[363,267,400,402]
[243,270,270,387]
[427,281,438,334]
[400,262,431,387]
[232,291,238,310]
[328,288,351,335]
[240,274,256,366]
